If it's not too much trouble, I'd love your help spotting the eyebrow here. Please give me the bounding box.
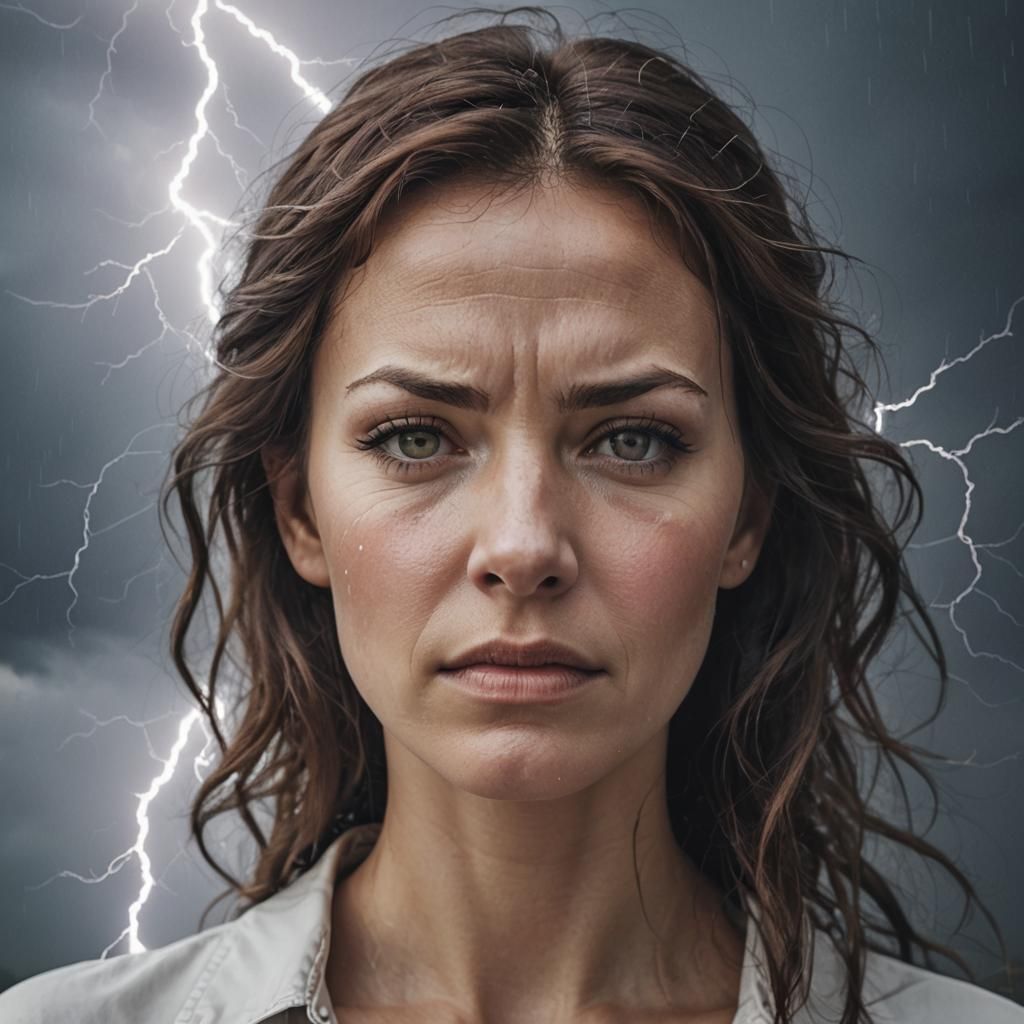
[344,363,709,413]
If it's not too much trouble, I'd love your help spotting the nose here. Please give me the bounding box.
[464,442,580,598]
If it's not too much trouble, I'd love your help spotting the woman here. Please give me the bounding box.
[2,8,1020,1023]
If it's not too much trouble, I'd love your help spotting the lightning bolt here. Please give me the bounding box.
[0,2,81,31]
[4,1,348,959]
[26,704,222,954]
[2,1,1021,966]
[874,296,1024,699]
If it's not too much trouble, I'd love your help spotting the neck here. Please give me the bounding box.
[326,730,745,1021]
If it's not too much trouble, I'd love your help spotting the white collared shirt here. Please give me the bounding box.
[1,825,1021,1023]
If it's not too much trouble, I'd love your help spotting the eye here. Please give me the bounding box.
[353,415,459,476]
[354,413,695,478]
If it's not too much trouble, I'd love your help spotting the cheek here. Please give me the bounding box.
[316,489,459,679]
[598,490,734,662]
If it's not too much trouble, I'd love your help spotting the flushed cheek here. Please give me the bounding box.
[600,506,725,661]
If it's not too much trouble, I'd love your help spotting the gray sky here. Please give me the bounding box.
[1,0,1021,999]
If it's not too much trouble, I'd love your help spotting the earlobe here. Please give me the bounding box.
[720,474,776,591]
[260,445,331,589]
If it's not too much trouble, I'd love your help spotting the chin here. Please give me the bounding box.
[436,730,611,802]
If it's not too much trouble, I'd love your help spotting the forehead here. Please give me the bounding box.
[323,177,720,380]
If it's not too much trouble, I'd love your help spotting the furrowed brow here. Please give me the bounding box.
[345,364,708,413]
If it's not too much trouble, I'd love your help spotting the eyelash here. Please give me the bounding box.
[353,412,695,478]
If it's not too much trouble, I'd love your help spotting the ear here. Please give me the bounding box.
[260,445,331,588]
[719,471,776,591]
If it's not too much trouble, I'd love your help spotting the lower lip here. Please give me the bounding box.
[439,665,602,703]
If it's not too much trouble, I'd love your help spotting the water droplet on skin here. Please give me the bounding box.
[358,544,363,551]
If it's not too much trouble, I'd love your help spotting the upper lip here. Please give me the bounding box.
[442,638,601,672]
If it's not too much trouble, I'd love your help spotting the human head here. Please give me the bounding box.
[160,10,1002,1023]
[262,168,772,808]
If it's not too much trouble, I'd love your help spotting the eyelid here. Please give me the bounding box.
[356,403,696,435]
[356,409,691,445]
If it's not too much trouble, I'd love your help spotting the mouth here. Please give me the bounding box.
[446,662,600,673]
[440,636,603,677]
[439,663,603,703]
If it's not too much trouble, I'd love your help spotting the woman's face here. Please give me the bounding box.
[266,176,772,802]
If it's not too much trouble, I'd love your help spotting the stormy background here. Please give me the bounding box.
[1,0,1021,1002]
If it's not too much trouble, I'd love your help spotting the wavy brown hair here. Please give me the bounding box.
[158,8,1010,1023]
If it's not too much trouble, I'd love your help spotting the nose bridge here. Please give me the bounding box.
[482,424,562,529]
[464,421,580,595]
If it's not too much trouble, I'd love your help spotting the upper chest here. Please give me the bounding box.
[329,1004,742,1024]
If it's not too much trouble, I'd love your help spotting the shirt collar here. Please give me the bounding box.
[230,824,380,1024]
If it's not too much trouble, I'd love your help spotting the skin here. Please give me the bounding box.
[263,174,774,1023]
